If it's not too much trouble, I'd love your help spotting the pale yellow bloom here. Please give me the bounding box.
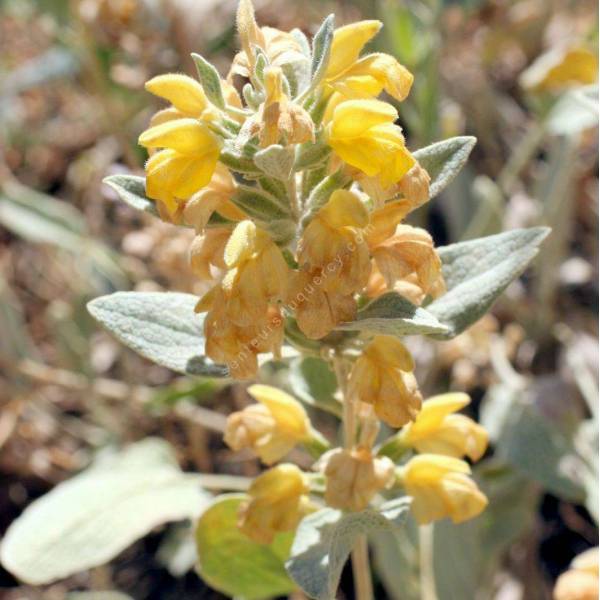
[288,269,357,340]
[554,548,599,600]
[368,224,445,300]
[224,384,311,465]
[139,119,221,216]
[399,393,488,461]
[189,228,230,281]
[348,335,422,427]
[238,463,312,543]
[297,189,370,296]
[521,47,598,92]
[399,454,488,525]
[183,164,245,233]
[324,447,395,512]
[326,99,415,188]
[324,21,413,103]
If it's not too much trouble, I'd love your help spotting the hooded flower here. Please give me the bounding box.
[224,384,312,464]
[348,335,422,427]
[297,189,370,295]
[189,227,230,281]
[398,393,488,461]
[324,447,395,512]
[326,99,415,188]
[238,463,313,543]
[368,224,445,300]
[398,454,488,525]
[323,20,413,103]
[139,118,221,216]
[183,163,245,233]
[288,269,357,340]
[216,220,289,327]
[244,66,314,147]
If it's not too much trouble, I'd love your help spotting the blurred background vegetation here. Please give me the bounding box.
[0,0,597,598]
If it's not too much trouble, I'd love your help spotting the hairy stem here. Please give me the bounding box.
[419,523,438,600]
[351,534,374,600]
[332,353,373,600]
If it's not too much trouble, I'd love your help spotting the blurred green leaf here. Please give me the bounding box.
[195,495,295,600]
[288,356,341,417]
[428,227,550,338]
[0,438,210,585]
[103,174,159,218]
[87,292,228,377]
[413,136,477,199]
[286,498,411,600]
[337,292,449,337]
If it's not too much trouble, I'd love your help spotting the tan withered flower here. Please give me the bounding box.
[189,228,230,281]
[324,447,395,512]
[348,335,422,427]
[288,269,356,340]
[297,189,370,296]
[369,224,445,302]
[244,66,314,147]
[183,164,245,233]
[203,299,284,379]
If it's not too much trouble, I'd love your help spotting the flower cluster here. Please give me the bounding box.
[138,0,489,546]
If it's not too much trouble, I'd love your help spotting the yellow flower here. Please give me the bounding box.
[521,47,598,92]
[326,99,415,188]
[399,454,488,525]
[368,224,445,301]
[554,548,599,600]
[324,447,395,512]
[297,189,370,295]
[183,164,245,233]
[139,118,221,216]
[399,393,488,461]
[238,463,312,543]
[323,20,413,102]
[348,335,422,427]
[145,73,209,117]
[189,227,230,281]
[246,66,314,147]
[224,384,312,465]
[288,269,357,340]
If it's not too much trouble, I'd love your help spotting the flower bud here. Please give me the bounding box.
[224,384,311,465]
[324,447,395,512]
[554,548,599,600]
[348,335,422,427]
[238,463,312,543]
[399,393,488,461]
[398,454,488,525]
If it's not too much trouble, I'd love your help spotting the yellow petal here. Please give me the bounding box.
[330,99,397,139]
[349,53,414,101]
[319,189,369,228]
[145,73,207,115]
[327,20,382,80]
[139,118,219,155]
